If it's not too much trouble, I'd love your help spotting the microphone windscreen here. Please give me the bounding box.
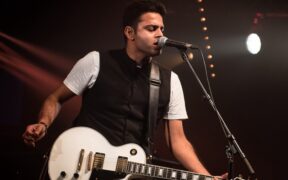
[157,36,168,48]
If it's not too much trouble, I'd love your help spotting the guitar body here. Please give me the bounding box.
[48,127,146,180]
[48,127,236,180]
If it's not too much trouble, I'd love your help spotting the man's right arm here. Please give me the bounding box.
[38,84,76,127]
[22,84,75,147]
[23,51,99,147]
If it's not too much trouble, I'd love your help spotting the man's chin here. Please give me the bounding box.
[151,48,163,57]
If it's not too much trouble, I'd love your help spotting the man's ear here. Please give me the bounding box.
[124,26,135,41]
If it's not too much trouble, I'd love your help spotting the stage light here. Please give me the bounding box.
[246,33,261,54]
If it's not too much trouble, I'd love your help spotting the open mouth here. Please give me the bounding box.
[153,41,161,49]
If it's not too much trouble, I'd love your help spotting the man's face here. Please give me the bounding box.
[134,12,164,57]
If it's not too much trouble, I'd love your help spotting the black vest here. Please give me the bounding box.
[73,49,171,151]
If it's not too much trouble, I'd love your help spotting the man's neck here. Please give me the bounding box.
[125,47,150,65]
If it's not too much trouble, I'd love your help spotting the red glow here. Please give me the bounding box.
[0,32,81,123]
[0,32,73,73]
[0,42,61,96]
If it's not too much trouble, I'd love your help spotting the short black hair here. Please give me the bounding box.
[122,0,166,29]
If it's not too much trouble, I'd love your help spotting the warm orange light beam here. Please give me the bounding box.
[0,33,81,123]
[0,31,73,73]
[0,43,61,96]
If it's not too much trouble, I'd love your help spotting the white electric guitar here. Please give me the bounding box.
[48,127,240,180]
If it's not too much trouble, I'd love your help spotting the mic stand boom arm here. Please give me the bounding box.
[178,49,256,179]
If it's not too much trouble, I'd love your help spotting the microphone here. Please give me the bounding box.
[157,36,199,49]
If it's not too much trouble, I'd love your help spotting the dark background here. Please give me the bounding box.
[1,0,287,179]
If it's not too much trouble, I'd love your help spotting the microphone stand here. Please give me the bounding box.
[178,48,256,180]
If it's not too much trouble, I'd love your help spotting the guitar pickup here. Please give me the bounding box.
[116,156,128,173]
[93,152,105,169]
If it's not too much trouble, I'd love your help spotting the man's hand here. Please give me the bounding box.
[22,123,47,147]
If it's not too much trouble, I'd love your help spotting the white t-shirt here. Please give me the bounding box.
[64,51,188,120]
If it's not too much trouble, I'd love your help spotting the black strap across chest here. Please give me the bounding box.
[147,62,161,161]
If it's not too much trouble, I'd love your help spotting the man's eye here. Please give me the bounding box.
[147,26,157,31]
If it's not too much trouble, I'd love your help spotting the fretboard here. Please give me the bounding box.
[125,161,216,180]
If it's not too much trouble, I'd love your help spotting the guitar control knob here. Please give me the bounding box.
[73,173,79,179]
[130,148,137,155]
[60,171,66,177]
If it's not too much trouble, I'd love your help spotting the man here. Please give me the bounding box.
[23,0,226,179]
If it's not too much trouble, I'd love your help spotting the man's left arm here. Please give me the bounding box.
[164,119,211,176]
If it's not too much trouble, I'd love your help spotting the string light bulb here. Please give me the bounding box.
[206,45,211,49]
[199,8,205,12]
[188,52,194,60]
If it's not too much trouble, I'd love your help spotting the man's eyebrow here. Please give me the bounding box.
[144,25,165,31]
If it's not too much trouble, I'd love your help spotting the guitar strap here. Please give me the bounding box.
[147,61,161,162]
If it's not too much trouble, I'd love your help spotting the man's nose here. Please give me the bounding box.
[156,28,164,37]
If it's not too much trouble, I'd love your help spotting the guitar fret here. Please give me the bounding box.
[163,167,168,178]
[151,165,157,177]
[130,162,135,173]
[155,166,159,177]
[143,164,147,175]
[154,165,166,178]
[199,175,206,180]
[188,173,196,180]
[135,163,140,173]
[177,171,182,179]
[188,172,196,180]
[166,168,171,179]
[127,162,132,173]
[131,163,135,173]
[140,164,145,174]
[126,162,129,172]
[151,164,156,177]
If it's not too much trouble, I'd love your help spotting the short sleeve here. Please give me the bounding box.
[63,51,100,95]
[163,72,188,120]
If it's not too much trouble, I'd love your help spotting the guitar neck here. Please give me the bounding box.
[124,161,218,180]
